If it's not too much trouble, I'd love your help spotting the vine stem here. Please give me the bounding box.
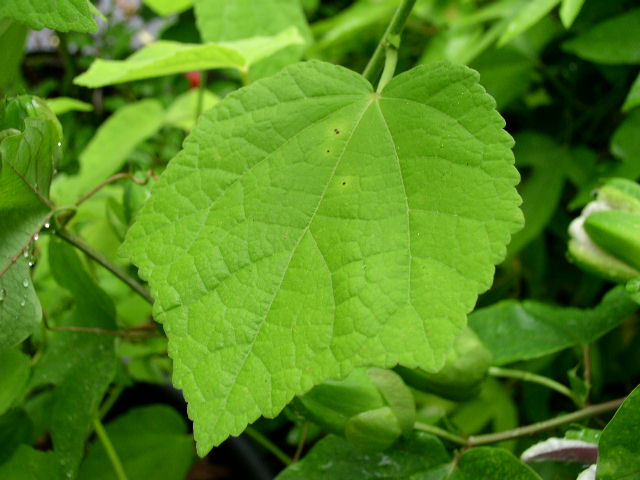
[93,417,130,480]
[245,426,292,465]
[362,0,417,87]
[55,228,154,305]
[489,366,576,402]
[414,397,625,447]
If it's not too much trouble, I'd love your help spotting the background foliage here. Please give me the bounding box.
[1,0,639,479]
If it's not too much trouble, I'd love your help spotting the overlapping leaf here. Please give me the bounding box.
[74,28,304,88]
[193,0,312,80]
[469,286,638,365]
[597,384,640,480]
[123,60,522,453]
[0,0,97,33]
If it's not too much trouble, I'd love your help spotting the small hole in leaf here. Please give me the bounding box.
[342,181,347,186]
[334,128,340,135]
[326,149,330,153]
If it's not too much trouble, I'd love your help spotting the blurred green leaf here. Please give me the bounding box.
[276,432,449,480]
[611,110,640,164]
[507,132,568,258]
[74,28,305,88]
[0,347,30,415]
[0,409,34,465]
[46,97,93,116]
[469,286,638,365]
[0,0,97,33]
[597,384,640,480]
[164,89,219,131]
[52,100,164,205]
[499,0,561,46]
[559,0,585,28]
[78,405,195,480]
[563,9,640,64]
[29,239,117,478]
[622,74,640,113]
[143,0,193,16]
[0,20,27,92]
[193,0,312,80]
[0,445,56,480]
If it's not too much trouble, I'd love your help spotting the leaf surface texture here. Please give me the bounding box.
[123,60,522,453]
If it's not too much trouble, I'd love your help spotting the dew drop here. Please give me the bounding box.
[23,251,29,258]
[44,222,50,229]
[57,141,62,147]
[28,261,34,267]
[20,298,26,307]
[22,279,29,288]
[0,288,6,302]
[33,233,39,241]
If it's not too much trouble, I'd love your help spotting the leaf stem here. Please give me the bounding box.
[414,397,625,447]
[292,421,310,463]
[98,384,125,420]
[362,0,416,87]
[55,227,154,304]
[93,417,129,480]
[245,426,292,465]
[413,422,467,445]
[489,366,575,402]
[467,397,624,446]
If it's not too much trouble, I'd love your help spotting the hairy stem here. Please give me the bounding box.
[245,426,292,465]
[292,421,310,463]
[55,228,154,304]
[414,397,625,447]
[362,0,417,86]
[489,366,576,402]
[93,418,129,480]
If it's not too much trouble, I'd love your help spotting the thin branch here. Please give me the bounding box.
[292,421,310,463]
[245,426,292,465]
[489,367,576,402]
[414,397,625,447]
[46,324,162,338]
[362,0,417,86]
[468,397,625,446]
[414,422,467,445]
[75,170,157,207]
[93,418,130,480]
[55,227,154,304]
[583,345,592,404]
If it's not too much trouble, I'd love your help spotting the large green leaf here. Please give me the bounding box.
[597,384,640,480]
[193,0,312,80]
[563,9,640,64]
[275,432,450,479]
[78,405,195,480]
[73,28,304,88]
[123,60,522,453]
[52,100,164,205]
[469,286,638,365]
[0,0,97,33]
